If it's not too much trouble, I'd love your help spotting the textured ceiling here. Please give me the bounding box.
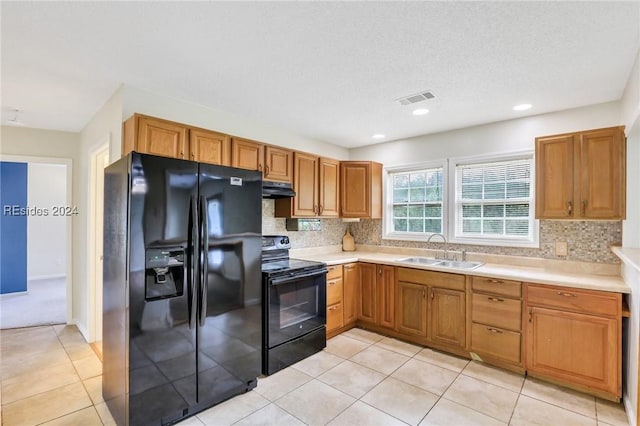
[1,2,639,148]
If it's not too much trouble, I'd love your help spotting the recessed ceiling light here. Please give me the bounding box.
[412,108,429,116]
[513,104,532,111]
[372,134,385,139]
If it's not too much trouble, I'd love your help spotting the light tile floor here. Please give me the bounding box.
[0,325,630,426]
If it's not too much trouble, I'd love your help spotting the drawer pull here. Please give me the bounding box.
[487,297,504,302]
[556,291,576,297]
[489,279,504,284]
[328,305,339,311]
[487,327,503,334]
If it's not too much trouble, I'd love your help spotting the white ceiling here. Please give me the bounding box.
[2,2,639,148]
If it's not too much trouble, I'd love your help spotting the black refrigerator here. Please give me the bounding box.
[103,152,263,426]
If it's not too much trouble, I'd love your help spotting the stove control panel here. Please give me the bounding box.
[262,235,291,251]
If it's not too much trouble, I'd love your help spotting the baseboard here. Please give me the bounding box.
[72,318,90,343]
[623,394,638,426]
[0,290,28,298]
[27,274,66,281]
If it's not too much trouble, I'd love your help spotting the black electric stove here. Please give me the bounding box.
[261,235,327,375]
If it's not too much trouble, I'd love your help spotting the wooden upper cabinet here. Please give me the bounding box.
[189,128,230,166]
[535,134,574,218]
[578,128,625,219]
[231,137,264,172]
[319,158,340,217]
[275,154,340,218]
[535,126,625,220]
[340,161,383,218]
[292,152,319,216]
[264,146,293,183]
[123,114,188,159]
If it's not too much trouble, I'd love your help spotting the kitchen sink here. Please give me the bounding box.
[436,260,484,270]
[395,257,443,266]
[395,257,484,270]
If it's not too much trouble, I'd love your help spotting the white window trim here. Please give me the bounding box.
[382,160,448,241]
[447,150,539,248]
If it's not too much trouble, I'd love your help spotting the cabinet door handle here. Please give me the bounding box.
[488,297,504,302]
[528,307,533,323]
[313,204,318,214]
[567,200,572,215]
[319,205,324,214]
[422,289,426,298]
[258,164,263,172]
[431,289,434,299]
[582,200,587,215]
[489,279,504,284]
[487,327,503,334]
[556,291,576,297]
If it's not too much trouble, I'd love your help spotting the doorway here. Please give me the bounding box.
[88,142,109,356]
[0,156,72,328]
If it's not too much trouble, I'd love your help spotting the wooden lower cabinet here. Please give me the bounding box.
[393,268,466,351]
[377,265,395,329]
[430,287,465,349]
[358,263,377,323]
[327,302,344,331]
[471,323,521,364]
[342,263,358,325]
[396,281,427,336]
[525,284,622,399]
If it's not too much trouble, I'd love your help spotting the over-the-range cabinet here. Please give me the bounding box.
[103,152,262,425]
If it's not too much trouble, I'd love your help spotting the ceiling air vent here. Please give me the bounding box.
[396,91,436,106]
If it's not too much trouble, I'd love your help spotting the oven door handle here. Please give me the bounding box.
[269,268,328,286]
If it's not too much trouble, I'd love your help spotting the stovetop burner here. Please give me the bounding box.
[261,235,325,276]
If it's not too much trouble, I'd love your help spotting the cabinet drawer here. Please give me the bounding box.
[397,268,465,291]
[526,284,620,317]
[326,265,343,280]
[472,276,522,298]
[327,278,343,306]
[471,323,521,364]
[472,293,522,331]
[327,303,343,331]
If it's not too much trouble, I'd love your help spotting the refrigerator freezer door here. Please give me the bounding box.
[196,164,262,406]
[127,153,200,424]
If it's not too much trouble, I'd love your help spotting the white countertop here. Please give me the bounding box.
[612,246,640,274]
[292,249,630,294]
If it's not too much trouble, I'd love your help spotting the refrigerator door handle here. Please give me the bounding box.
[199,195,209,327]
[187,196,198,329]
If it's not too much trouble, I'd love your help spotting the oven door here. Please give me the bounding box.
[267,269,327,348]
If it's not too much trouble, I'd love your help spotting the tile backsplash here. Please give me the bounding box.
[262,200,622,263]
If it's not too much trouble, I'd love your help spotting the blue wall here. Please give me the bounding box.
[0,162,28,294]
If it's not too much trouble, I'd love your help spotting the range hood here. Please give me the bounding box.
[262,181,296,198]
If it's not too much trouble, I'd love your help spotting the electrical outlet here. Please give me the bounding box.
[555,241,568,257]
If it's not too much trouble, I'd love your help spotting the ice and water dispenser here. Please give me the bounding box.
[144,247,184,300]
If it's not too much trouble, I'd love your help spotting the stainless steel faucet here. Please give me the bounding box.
[427,233,449,260]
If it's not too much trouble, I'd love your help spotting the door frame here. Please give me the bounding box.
[88,138,110,343]
[0,154,73,324]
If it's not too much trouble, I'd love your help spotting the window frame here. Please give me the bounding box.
[382,160,448,241]
[447,151,539,248]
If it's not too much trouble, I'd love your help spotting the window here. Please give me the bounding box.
[382,152,538,248]
[451,154,537,246]
[384,163,445,239]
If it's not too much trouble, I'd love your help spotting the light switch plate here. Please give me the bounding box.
[555,241,568,256]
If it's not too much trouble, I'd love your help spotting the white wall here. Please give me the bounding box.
[349,101,622,165]
[622,262,640,426]
[122,85,349,160]
[77,87,123,339]
[623,48,640,249]
[27,163,67,279]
